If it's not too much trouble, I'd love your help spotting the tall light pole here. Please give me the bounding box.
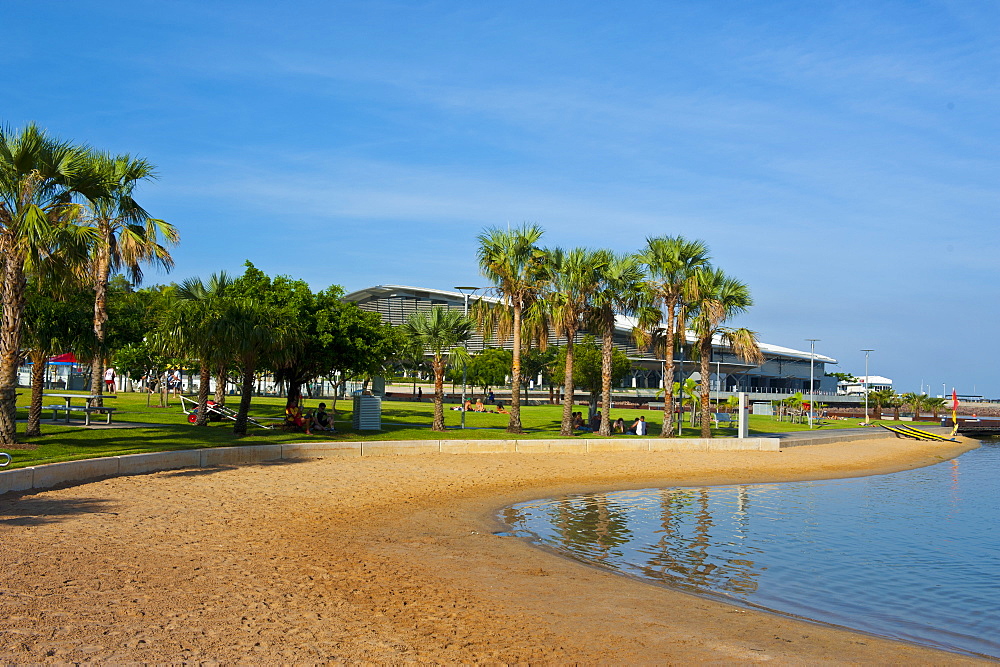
[455,286,480,429]
[806,339,820,429]
[862,349,873,423]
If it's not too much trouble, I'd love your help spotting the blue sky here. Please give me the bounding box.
[5,1,999,397]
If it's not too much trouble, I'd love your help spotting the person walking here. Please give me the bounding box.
[104,366,116,393]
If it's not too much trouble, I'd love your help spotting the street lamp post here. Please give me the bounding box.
[862,349,873,423]
[806,339,819,429]
[455,286,480,429]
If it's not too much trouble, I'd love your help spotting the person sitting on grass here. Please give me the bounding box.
[311,402,335,432]
[464,399,474,412]
[284,401,311,435]
[573,412,591,432]
[613,417,626,433]
[475,398,485,412]
[627,415,647,435]
[495,401,507,414]
[589,411,601,431]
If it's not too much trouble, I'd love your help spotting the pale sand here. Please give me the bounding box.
[0,437,989,664]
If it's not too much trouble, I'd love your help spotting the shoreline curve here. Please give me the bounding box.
[0,436,988,663]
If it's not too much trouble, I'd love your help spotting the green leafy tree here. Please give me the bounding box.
[404,307,474,432]
[551,336,631,418]
[688,267,763,438]
[467,347,512,393]
[476,224,547,434]
[22,284,92,436]
[639,236,710,438]
[520,346,558,403]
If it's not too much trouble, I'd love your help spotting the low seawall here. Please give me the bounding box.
[1,436,784,496]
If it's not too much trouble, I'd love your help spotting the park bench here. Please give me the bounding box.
[46,404,118,426]
[713,412,736,428]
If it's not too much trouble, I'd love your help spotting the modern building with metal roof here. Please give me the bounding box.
[344,285,840,397]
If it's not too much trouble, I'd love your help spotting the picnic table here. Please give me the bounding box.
[42,393,118,425]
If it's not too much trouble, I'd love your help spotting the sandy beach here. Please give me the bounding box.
[0,437,987,664]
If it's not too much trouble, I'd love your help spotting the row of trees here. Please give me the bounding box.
[868,390,947,421]
[1,123,178,444]
[411,225,763,438]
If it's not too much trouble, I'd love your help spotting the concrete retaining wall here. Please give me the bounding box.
[0,436,784,496]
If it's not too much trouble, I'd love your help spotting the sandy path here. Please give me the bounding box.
[0,437,988,664]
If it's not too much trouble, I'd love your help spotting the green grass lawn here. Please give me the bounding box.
[3,391,939,469]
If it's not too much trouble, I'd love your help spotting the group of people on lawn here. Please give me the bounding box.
[284,400,336,435]
[572,411,647,435]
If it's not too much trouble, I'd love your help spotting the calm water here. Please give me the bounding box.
[500,443,1000,658]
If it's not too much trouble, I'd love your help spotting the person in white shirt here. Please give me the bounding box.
[104,367,116,393]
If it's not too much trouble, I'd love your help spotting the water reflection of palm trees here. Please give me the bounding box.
[549,494,633,563]
[513,486,767,598]
[633,487,764,595]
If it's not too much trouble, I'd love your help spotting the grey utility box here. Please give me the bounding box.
[352,394,382,431]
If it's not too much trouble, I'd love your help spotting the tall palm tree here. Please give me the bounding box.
[543,247,608,436]
[83,152,178,406]
[0,123,98,444]
[925,396,946,420]
[588,251,645,435]
[640,236,710,438]
[867,388,896,422]
[688,267,764,438]
[403,307,475,432]
[476,224,546,434]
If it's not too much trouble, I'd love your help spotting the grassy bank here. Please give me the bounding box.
[3,391,937,469]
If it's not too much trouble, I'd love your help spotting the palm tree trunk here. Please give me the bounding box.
[214,367,228,405]
[700,338,713,438]
[560,335,576,436]
[0,251,27,445]
[599,327,613,436]
[432,354,445,431]
[507,303,524,433]
[233,356,256,437]
[25,352,47,437]
[89,245,111,408]
[661,298,677,438]
[196,363,212,427]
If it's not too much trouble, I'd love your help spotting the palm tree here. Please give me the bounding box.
[210,297,296,437]
[640,236,710,438]
[867,388,896,422]
[902,392,928,421]
[688,267,764,438]
[925,396,946,420]
[175,272,235,410]
[163,273,234,426]
[476,224,546,434]
[403,307,475,431]
[543,247,608,436]
[83,152,178,406]
[0,123,99,444]
[588,251,644,435]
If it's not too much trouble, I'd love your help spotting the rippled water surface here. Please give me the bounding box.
[501,443,1000,658]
